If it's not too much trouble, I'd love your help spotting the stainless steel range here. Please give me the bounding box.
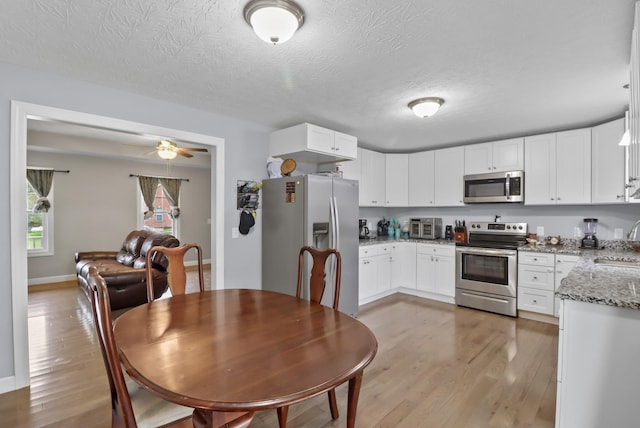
[455,222,527,317]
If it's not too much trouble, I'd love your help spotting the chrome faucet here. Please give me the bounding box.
[628,219,640,241]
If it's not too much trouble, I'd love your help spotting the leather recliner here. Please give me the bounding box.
[75,230,180,310]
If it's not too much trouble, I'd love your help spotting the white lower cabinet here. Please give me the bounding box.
[554,254,579,317]
[358,244,392,304]
[416,244,455,299]
[359,242,454,305]
[390,242,416,289]
[377,245,392,293]
[358,246,379,301]
[556,300,640,428]
[517,251,579,316]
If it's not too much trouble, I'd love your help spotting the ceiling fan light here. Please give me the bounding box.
[244,0,304,45]
[408,97,445,118]
[158,149,177,160]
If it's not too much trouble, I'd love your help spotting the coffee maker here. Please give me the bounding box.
[444,225,454,240]
[359,219,370,239]
[581,218,599,249]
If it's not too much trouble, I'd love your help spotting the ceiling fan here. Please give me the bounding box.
[147,139,208,160]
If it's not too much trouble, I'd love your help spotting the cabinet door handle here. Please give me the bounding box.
[557,197,562,201]
[488,167,492,170]
[533,299,538,304]
[617,195,625,199]
[533,276,538,280]
[550,197,555,201]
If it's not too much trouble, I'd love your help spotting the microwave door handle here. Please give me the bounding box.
[505,173,511,198]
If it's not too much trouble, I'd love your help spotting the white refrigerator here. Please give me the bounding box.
[261,174,359,316]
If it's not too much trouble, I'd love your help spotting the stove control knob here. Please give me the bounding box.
[518,225,523,230]
[506,225,511,229]
[471,224,475,228]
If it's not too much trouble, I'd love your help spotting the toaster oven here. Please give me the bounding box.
[409,218,442,240]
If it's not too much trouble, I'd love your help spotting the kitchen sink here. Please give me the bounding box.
[593,258,640,269]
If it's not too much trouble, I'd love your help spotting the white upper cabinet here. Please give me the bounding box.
[556,129,592,204]
[359,148,385,206]
[434,146,465,206]
[464,138,524,175]
[525,129,591,205]
[408,151,435,206]
[385,154,409,206]
[334,130,358,159]
[493,138,525,172]
[592,118,626,204]
[269,123,357,163]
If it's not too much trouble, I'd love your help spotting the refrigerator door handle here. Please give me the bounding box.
[333,196,340,251]
[328,197,335,249]
[329,196,338,293]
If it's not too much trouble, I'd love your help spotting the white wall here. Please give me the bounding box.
[0,61,271,383]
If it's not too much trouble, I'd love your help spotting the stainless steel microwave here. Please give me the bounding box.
[463,171,524,203]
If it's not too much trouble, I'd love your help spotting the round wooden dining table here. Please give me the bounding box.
[113,289,378,427]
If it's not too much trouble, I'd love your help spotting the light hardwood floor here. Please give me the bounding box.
[1,279,558,427]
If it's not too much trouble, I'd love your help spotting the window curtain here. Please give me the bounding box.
[159,178,181,219]
[26,168,54,213]
[138,176,158,219]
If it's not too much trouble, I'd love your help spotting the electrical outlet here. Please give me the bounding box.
[536,226,544,236]
[232,227,239,239]
[574,227,582,238]
[614,228,624,239]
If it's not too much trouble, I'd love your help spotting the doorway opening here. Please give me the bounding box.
[10,101,225,391]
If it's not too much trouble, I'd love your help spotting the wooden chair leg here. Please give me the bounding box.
[277,405,289,428]
[328,388,339,419]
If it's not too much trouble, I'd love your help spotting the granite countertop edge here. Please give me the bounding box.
[554,251,640,310]
[359,237,456,246]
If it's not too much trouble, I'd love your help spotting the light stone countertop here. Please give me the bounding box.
[520,240,640,309]
[359,237,456,246]
[555,251,640,310]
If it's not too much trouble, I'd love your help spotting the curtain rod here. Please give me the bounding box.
[129,174,189,182]
[27,167,70,173]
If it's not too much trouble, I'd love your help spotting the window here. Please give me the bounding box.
[140,184,178,236]
[27,180,53,256]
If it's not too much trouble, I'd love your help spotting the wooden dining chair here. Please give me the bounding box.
[88,268,254,428]
[277,246,342,428]
[146,243,205,302]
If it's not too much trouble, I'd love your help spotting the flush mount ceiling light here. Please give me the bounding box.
[244,0,305,45]
[408,97,445,118]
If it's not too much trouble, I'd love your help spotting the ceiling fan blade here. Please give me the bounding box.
[143,149,158,156]
[179,147,208,153]
[176,150,194,158]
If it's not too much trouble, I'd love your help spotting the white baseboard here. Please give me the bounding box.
[27,259,212,286]
[0,375,16,394]
[28,274,76,286]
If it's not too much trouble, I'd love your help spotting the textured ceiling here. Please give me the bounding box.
[1,0,636,152]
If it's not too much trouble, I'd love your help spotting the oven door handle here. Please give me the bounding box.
[455,247,517,257]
